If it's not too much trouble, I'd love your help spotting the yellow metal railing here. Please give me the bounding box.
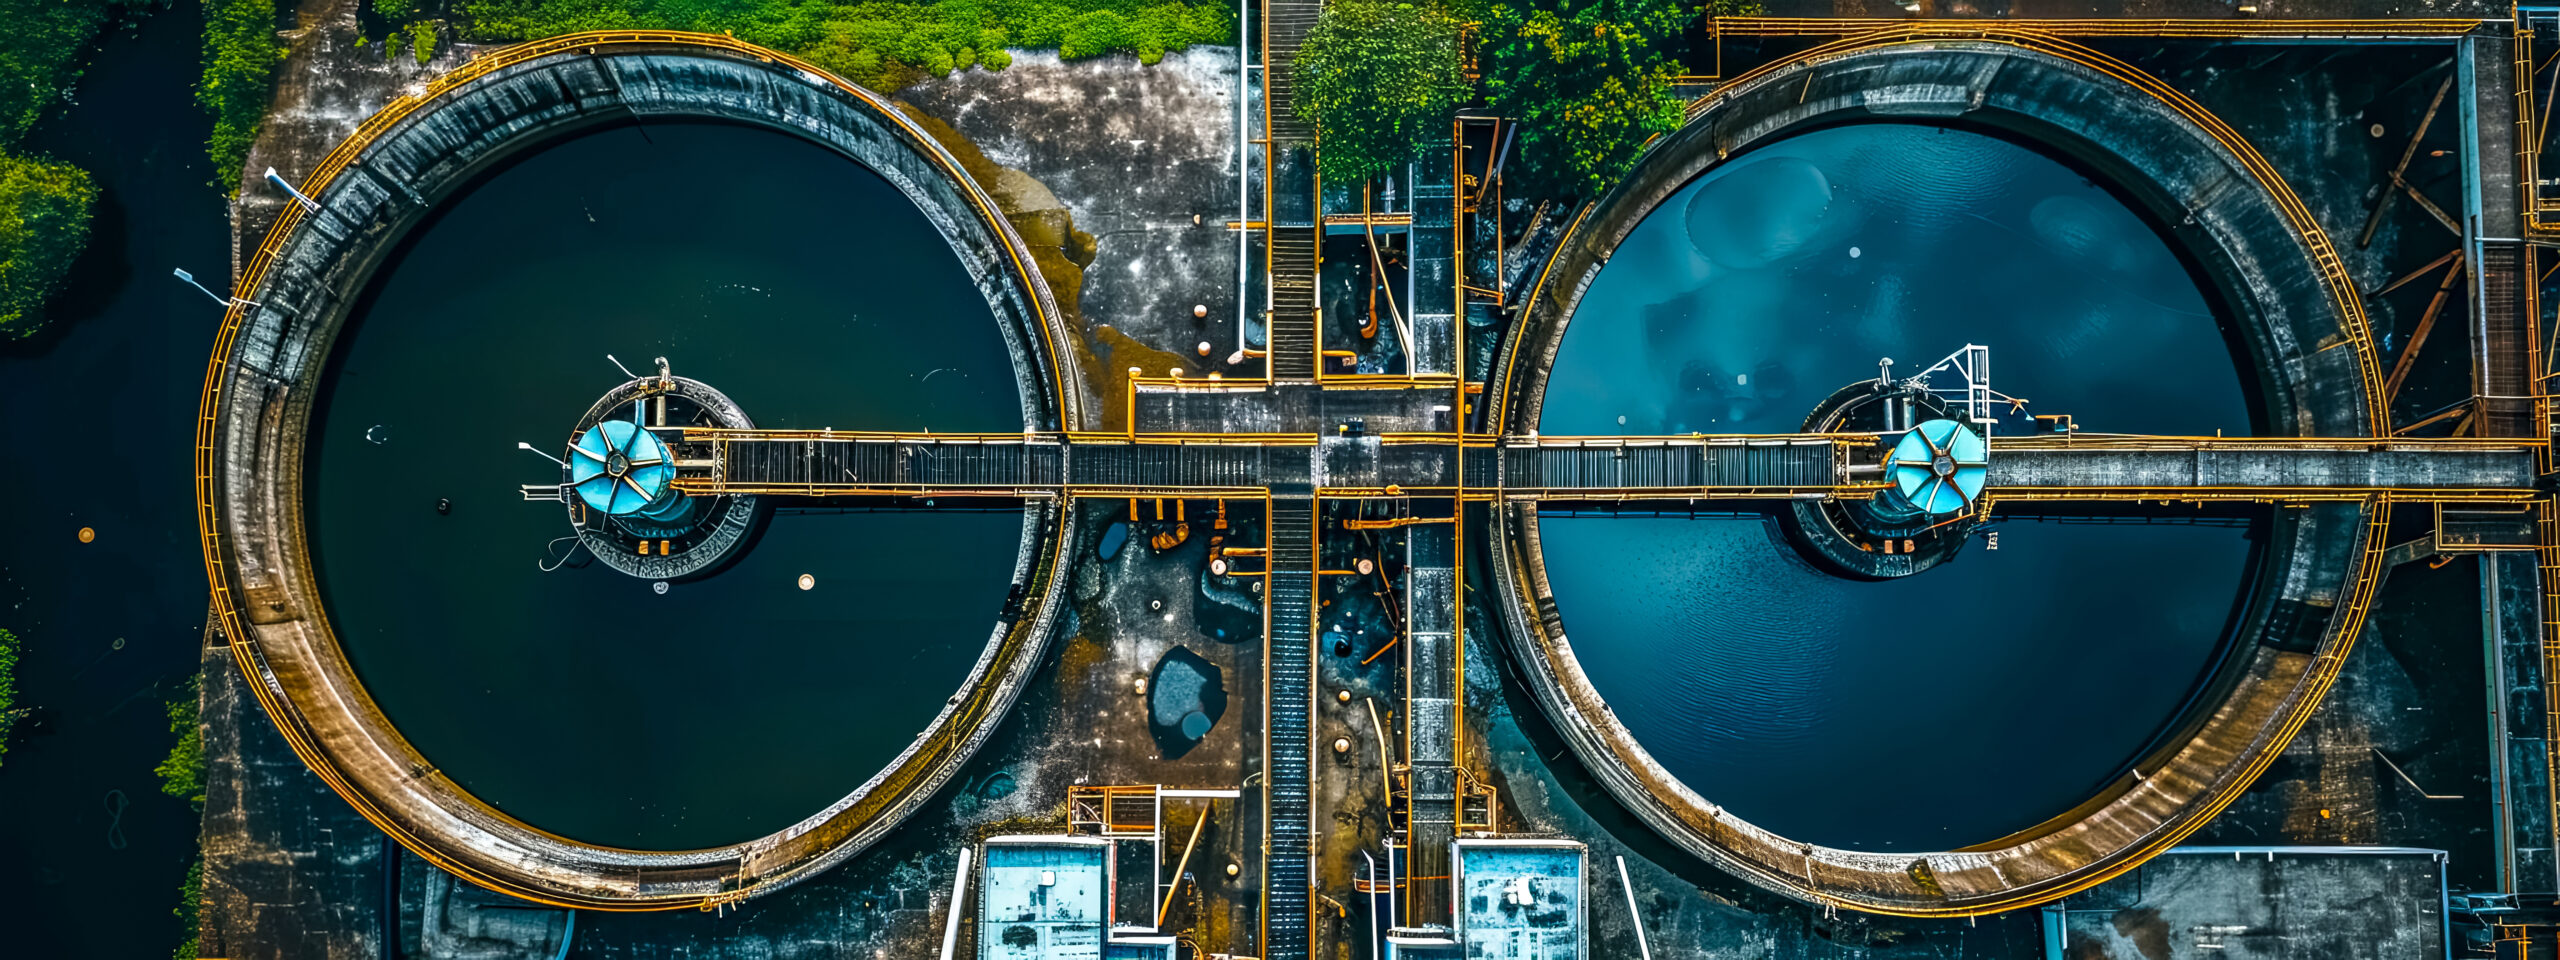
[1708,17,2482,38]
[2540,500,2560,889]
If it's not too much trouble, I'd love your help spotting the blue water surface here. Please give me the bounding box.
[1539,124,2261,851]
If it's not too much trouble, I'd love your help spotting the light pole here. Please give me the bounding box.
[171,268,260,309]
[516,441,567,467]
[264,167,324,212]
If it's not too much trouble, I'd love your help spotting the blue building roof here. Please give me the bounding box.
[1456,840,1585,960]
[979,837,1111,960]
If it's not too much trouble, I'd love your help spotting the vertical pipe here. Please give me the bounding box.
[940,846,973,960]
[1386,843,1399,931]
[2486,553,2519,894]
[1363,852,1381,960]
[1615,856,1652,960]
[2462,38,2498,425]
[1404,161,1417,376]
[2439,850,2454,960]
[1237,0,1250,357]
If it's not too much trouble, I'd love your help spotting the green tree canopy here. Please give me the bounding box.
[1294,0,1469,185]
[0,156,96,341]
[1470,0,1696,197]
[0,0,147,143]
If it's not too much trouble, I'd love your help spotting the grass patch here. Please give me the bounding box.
[452,0,1237,91]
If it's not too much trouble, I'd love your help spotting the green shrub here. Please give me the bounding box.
[1296,0,1467,185]
[411,20,438,62]
[157,676,205,806]
[200,0,287,194]
[375,0,419,19]
[0,156,98,341]
[1470,0,1694,197]
[457,0,1236,91]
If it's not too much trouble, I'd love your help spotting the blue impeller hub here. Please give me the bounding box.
[570,419,683,518]
[1874,419,1988,521]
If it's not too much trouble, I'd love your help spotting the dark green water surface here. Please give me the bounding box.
[309,120,1023,850]
[1540,124,2262,852]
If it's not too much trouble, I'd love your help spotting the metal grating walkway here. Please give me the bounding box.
[1262,498,1315,958]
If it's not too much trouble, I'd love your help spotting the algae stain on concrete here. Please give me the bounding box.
[900,101,1218,431]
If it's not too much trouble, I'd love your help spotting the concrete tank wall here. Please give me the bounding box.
[199,36,1083,908]
[1485,36,2390,916]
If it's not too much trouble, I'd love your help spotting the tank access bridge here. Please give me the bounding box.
[539,370,2543,953]
[656,425,2539,505]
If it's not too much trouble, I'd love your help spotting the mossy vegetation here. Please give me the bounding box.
[173,856,203,960]
[447,0,1235,92]
[163,676,207,959]
[0,628,19,765]
[200,0,286,194]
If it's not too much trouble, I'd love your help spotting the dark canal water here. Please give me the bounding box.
[0,6,229,957]
[1539,124,2262,852]
[310,120,1026,850]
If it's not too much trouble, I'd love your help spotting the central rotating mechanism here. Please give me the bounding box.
[523,357,764,581]
[1877,418,1988,520]
[1778,346,2011,580]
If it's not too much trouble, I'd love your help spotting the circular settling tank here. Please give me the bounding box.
[308,120,1021,850]
[1537,124,2260,851]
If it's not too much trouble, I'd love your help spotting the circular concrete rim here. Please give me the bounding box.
[1485,33,2389,917]
[194,33,1087,909]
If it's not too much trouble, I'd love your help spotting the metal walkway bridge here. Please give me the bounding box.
[650,419,2539,956]
[666,429,2540,503]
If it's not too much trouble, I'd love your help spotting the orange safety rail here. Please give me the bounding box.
[1069,785,1162,836]
[1708,17,2481,38]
